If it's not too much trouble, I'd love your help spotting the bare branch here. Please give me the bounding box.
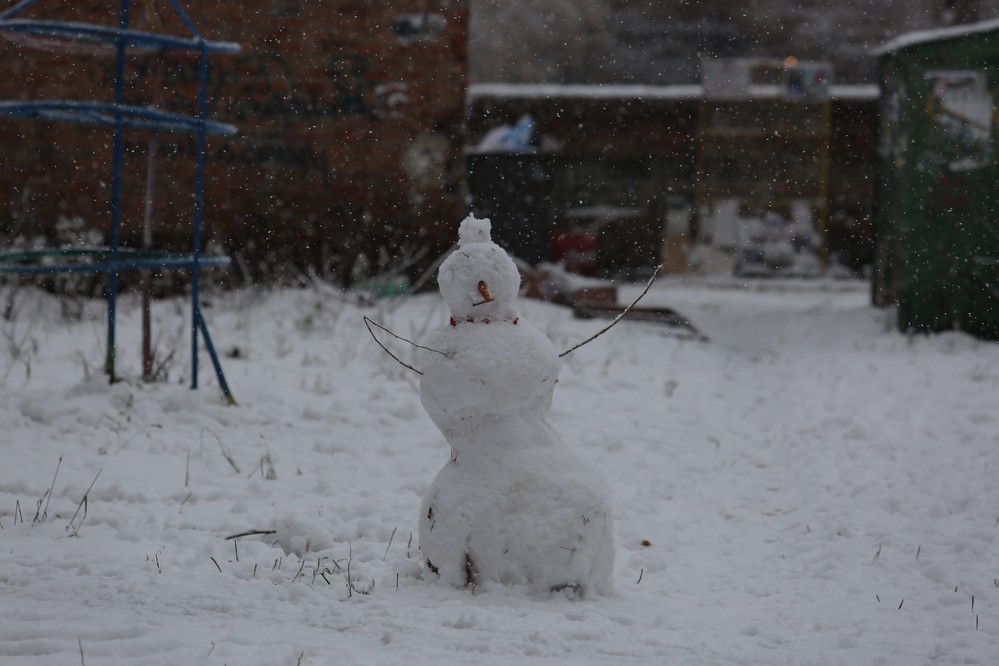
[224,529,277,541]
[405,242,457,299]
[34,455,62,525]
[202,428,239,474]
[67,468,102,532]
[560,265,663,358]
[365,316,445,356]
[363,316,445,376]
[383,526,398,561]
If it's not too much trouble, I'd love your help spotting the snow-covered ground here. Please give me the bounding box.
[1,277,996,665]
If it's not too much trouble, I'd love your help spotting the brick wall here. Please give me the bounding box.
[0,1,469,284]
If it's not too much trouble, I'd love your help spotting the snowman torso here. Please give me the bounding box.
[419,318,559,449]
[417,216,614,597]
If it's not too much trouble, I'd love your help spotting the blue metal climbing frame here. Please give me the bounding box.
[0,0,238,403]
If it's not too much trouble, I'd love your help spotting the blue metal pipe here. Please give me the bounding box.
[105,0,131,381]
[0,0,41,21]
[0,19,239,53]
[190,40,209,390]
[0,100,238,135]
[165,0,202,38]
[196,307,236,405]
[0,256,231,274]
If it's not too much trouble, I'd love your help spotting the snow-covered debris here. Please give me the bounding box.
[469,114,539,154]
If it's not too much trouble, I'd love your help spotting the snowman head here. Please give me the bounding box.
[438,215,520,321]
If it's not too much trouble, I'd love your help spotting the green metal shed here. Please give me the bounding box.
[873,18,999,340]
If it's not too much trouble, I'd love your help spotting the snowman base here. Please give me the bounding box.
[419,446,614,598]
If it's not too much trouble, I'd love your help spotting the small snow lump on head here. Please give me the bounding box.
[438,215,520,321]
[456,214,491,244]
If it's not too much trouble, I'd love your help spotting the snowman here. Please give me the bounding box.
[416,214,614,597]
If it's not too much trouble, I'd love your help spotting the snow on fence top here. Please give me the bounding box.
[467,82,879,103]
[873,16,999,56]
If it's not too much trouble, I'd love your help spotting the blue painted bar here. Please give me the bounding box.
[0,19,240,53]
[0,0,40,21]
[104,0,130,380]
[0,256,231,274]
[190,40,210,391]
[0,101,237,135]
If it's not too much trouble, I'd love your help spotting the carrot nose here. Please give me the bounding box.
[477,280,493,302]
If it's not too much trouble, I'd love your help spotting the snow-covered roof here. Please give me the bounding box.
[873,16,999,56]
[468,82,879,103]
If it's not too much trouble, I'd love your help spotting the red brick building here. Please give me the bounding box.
[0,1,469,284]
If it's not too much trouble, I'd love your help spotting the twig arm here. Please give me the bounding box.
[363,316,432,376]
[365,316,446,356]
[559,265,662,358]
